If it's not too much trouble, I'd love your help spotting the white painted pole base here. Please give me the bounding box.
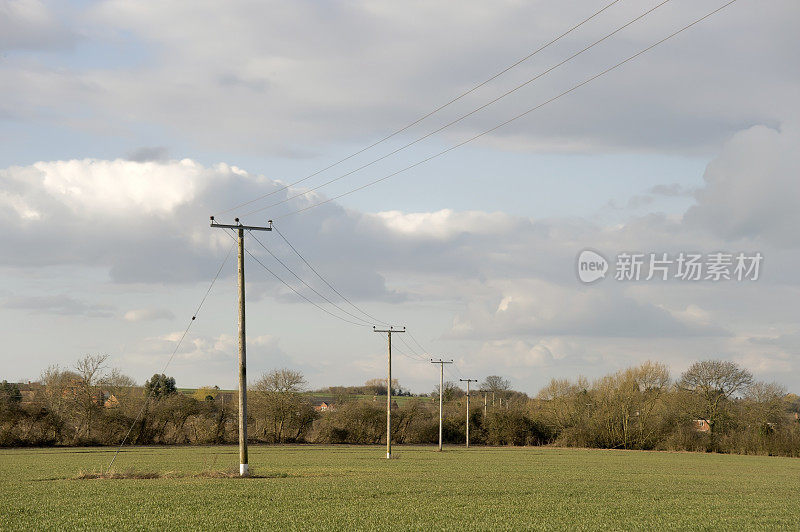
[386,452,391,459]
[240,463,249,477]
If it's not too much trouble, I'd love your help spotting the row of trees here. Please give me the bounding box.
[1,357,798,456]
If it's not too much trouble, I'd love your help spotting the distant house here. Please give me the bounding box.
[16,381,123,408]
[102,392,119,409]
[693,419,711,432]
[317,401,334,412]
[16,382,42,405]
[312,399,336,412]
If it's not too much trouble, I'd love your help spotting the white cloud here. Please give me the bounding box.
[29,158,203,217]
[686,124,800,247]
[0,0,76,51]
[3,1,797,154]
[3,294,114,317]
[447,279,731,340]
[2,119,800,390]
[123,308,174,322]
[373,209,517,240]
[0,158,282,282]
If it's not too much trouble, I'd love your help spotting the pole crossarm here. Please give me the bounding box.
[373,327,406,334]
[374,326,405,459]
[210,216,273,232]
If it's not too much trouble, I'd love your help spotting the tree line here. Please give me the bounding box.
[1,357,798,457]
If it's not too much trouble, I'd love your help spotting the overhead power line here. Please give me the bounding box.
[216,0,622,218]
[260,225,436,365]
[247,230,375,326]
[393,342,429,364]
[244,243,370,328]
[272,224,391,326]
[407,331,429,355]
[216,227,370,327]
[396,335,429,362]
[243,0,672,219]
[261,224,439,367]
[273,0,738,219]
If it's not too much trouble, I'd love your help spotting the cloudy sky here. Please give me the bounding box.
[1,0,798,394]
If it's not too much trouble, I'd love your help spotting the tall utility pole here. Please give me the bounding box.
[373,326,405,459]
[459,378,477,448]
[430,358,453,451]
[210,216,272,477]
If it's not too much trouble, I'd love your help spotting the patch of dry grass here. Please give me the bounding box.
[74,468,292,480]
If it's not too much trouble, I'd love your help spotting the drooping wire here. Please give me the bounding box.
[396,335,429,363]
[243,0,672,219]
[392,342,429,364]
[274,0,738,219]
[407,331,429,355]
[107,240,236,473]
[403,329,466,382]
[272,224,391,326]
[236,237,370,328]
[267,226,447,369]
[216,0,623,218]
[247,230,375,326]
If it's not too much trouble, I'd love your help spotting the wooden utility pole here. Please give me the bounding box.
[484,392,487,418]
[459,378,477,448]
[373,326,405,459]
[430,359,453,451]
[210,216,272,477]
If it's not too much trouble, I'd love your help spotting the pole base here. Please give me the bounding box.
[386,452,391,459]
[240,463,249,477]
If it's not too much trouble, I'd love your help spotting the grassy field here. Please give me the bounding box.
[1,445,799,530]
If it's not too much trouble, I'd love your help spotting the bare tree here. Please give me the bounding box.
[535,377,590,433]
[252,369,309,442]
[102,368,137,402]
[592,362,670,449]
[481,376,511,393]
[481,375,511,405]
[364,378,400,396]
[431,381,462,402]
[679,360,753,437]
[74,354,109,440]
[744,381,787,432]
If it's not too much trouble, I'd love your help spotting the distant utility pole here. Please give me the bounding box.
[210,216,272,477]
[374,326,405,459]
[483,392,487,418]
[430,358,453,451]
[459,378,477,448]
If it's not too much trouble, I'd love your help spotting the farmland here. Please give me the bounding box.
[1,445,799,530]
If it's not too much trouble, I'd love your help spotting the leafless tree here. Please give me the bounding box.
[744,381,788,432]
[73,354,109,440]
[679,360,753,437]
[253,368,310,442]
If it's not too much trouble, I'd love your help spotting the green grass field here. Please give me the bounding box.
[1,445,798,530]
